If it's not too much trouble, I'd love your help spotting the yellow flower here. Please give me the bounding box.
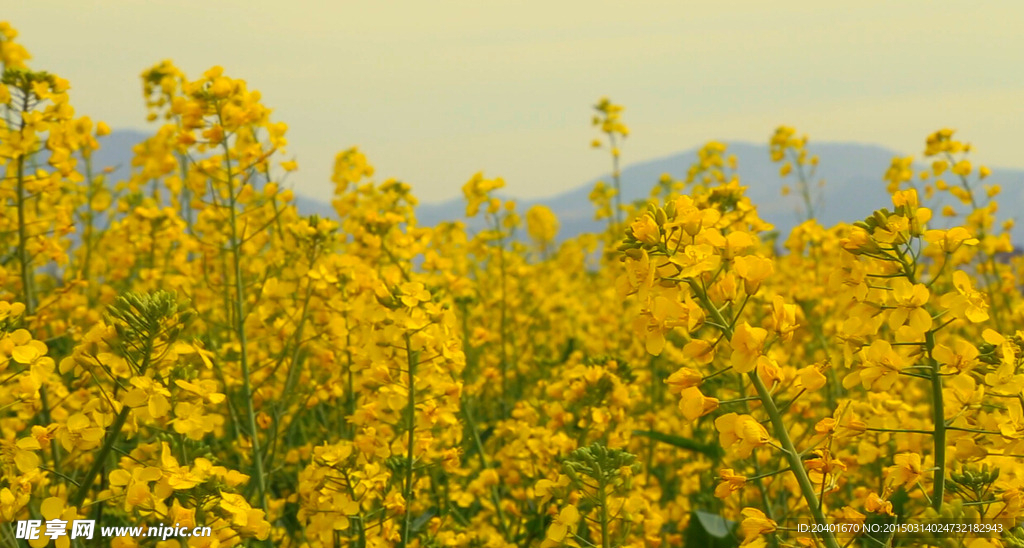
[40,497,79,548]
[171,401,218,440]
[941,270,989,323]
[733,255,774,294]
[738,508,777,544]
[669,243,721,278]
[996,400,1024,439]
[683,339,716,365]
[665,367,702,393]
[2,437,41,473]
[864,492,895,516]
[954,438,988,461]
[843,340,907,391]
[769,295,799,340]
[923,227,977,253]
[678,386,719,421]
[715,413,770,458]
[168,500,197,528]
[721,231,756,259]
[535,475,570,502]
[122,376,172,420]
[888,278,931,337]
[58,413,105,452]
[797,364,827,391]
[326,492,361,531]
[714,469,746,499]
[951,159,971,177]
[174,378,227,404]
[633,294,693,356]
[841,226,880,255]
[886,453,923,489]
[526,205,559,246]
[756,355,781,388]
[398,281,431,308]
[730,322,767,374]
[462,172,504,217]
[933,339,979,374]
[546,504,580,543]
[617,248,655,300]
[630,214,661,245]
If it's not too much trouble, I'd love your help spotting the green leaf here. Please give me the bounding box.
[411,509,436,533]
[685,510,739,548]
[695,510,736,539]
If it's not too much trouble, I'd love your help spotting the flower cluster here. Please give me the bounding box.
[3,20,1024,548]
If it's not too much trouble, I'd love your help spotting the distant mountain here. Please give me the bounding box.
[93,131,1024,244]
[88,129,339,220]
[415,141,1024,245]
[90,129,150,175]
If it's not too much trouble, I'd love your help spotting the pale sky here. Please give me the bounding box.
[7,1,1024,203]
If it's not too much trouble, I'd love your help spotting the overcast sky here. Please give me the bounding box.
[7,1,1024,203]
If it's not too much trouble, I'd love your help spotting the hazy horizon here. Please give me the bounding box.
[8,1,1024,202]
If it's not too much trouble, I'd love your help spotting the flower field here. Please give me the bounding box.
[3,20,1024,548]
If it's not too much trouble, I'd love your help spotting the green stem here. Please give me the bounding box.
[345,317,356,439]
[13,105,65,477]
[15,94,34,314]
[401,334,419,547]
[688,279,839,548]
[69,406,129,508]
[219,110,269,515]
[493,213,510,418]
[610,133,623,228]
[597,471,610,548]
[926,329,945,510]
[463,402,509,539]
[900,246,946,511]
[178,152,193,232]
[81,154,96,292]
[748,373,838,548]
[789,148,816,222]
[646,355,657,485]
[69,327,156,508]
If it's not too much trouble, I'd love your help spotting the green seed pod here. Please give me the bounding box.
[665,200,677,219]
[655,207,668,226]
[872,210,889,227]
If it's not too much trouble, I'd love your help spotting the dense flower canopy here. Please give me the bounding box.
[2,20,1024,548]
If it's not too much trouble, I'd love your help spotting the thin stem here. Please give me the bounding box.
[219,110,269,515]
[597,471,610,548]
[610,133,623,227]
[493,213,510,418]
[688,279,840,548]
[69,327,156,507]
[902,246,946,511]
[463,402,510,538]
[400,334,419,547]
[866,427,933,435]
[646,354,658,485]
[15,92,34,314]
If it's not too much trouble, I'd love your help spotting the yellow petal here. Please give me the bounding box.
[41,497,65,520]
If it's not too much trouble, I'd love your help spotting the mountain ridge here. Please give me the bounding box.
[90,131,1024,244]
